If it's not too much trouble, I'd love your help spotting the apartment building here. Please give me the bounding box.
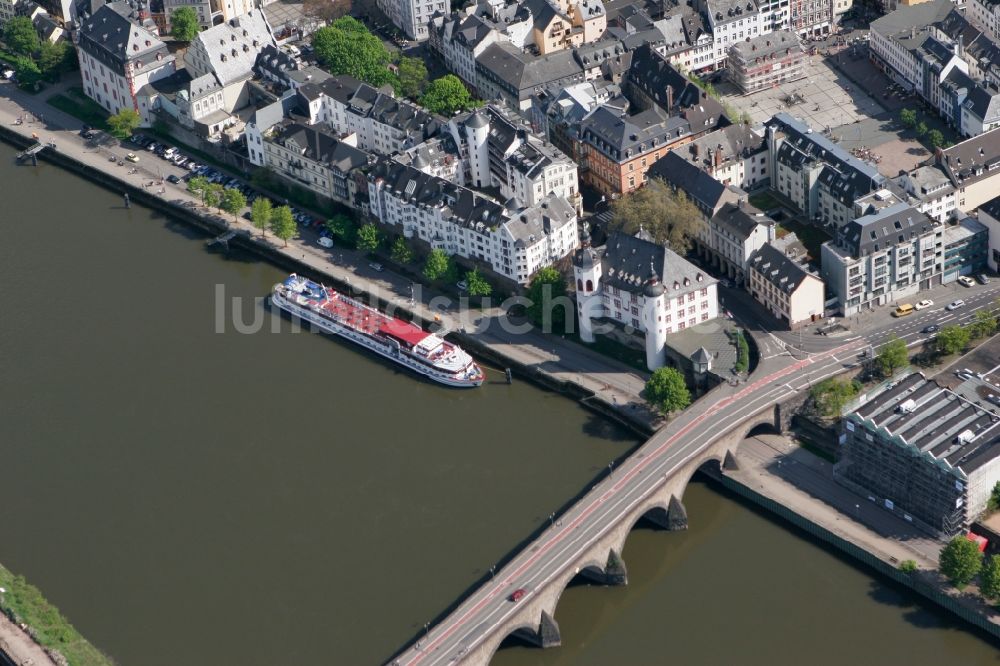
[670,123,769,190]
[428,12,500,89]
[377,0,449,41]
[647,149,744,219]
[262,122,372,208]
[821,202,942,315]
[835,373,1000,537]
[297,75,441,157]
[747,242,825,328]
[695,0,764,68]
[936,126,1000,212]
[895,164,956,222]
[971,0,1000,43]
[162,0,254,31]
[706,200,776,284]
[978,193,1000,270]
[942,216,989,281]
[367,158,579,285]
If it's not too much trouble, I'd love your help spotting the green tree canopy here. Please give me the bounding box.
[877,335,908,377]
[811,378,861,417]
[220,187,247,220]
[936,325,970,356]
[526,265,568,330]
[250,197,272,237]
[927,129,944,148]
[969,309,998,339]
[391,236,413,264]
[107,108,141,139]
[916,121,928,137]
[12,55,41,89]
[899,108,917,128]
[325,213,355,245]
[420,75,477,115]
[311,17,395,88]
[202,183,224,209]
[398,56,428,99]
[356,222,380,253]
[170,6,200,41]
[939,535,983,588]
[466,267,492,297]
[37,41,73,78]
[4,16,39,55]
[270,205,296,246]
[609,178,702,254]
[981,554,1000,601]
[988,481,1000,514]
[644,367,691,413]
[187,175,208,196]
[423,248,452,280]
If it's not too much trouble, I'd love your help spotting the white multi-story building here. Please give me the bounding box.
[696,0,764,69]
[970,0,1000,42]
[670,123,769,191]
[747,242,825,328]
[443,106,580,211]
[978,193,1000,271]
[821,203,943,315]
[297,75,441,156]
[428,12,501,89]
[895,165,957,222]
[77,3,177,116]
[573,230,719,370]
[367,158,579,284]
[707,200,776,284]
[184,9,275,110]
[377,0,448,41]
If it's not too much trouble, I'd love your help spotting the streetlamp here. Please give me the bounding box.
[549,513,555,526]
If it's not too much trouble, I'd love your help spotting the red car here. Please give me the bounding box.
[509,588,526,602]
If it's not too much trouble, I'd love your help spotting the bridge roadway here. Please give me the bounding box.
[390,339,866,666]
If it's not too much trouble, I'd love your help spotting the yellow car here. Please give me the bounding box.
[125,152,139,163]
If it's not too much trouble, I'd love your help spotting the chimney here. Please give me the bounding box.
[714,145,722,168]
[692,142,700,159]
[666,84,673,109]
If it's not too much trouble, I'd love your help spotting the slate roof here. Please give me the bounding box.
[477,41,584,95]
[837,202,937,257]
[191,9,275,86]
[769,112,884,191]
[626,43,704,112]
[602,231,715,295]
[963,82,1000,124]
[730,29,802,62]
[77,3,171,74]
[849,373,1000,474]
[938,126,1000,188]
[647,150,729,212]
[712,201,773,240]
[980,193,1000,221]
[271,122,371,173]
[676,123,766,170]
[748,242,816,294]
[579,104,691,160]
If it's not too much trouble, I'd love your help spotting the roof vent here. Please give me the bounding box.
[898,398,916,414]
[957,429,974,444]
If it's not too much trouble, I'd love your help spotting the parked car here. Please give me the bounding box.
[922,324,940,334]
[457,280,468,291]
[914,299,933,310]
[166,174,181,184]
[125,152,139,163]
[946,299,965,311]
[958,276,976,287]
[892,304,914,317]
[977,274,991,285]
[369,262,384,272]
[318,236,334,248]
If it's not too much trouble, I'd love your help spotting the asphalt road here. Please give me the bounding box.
[392,339,866,666]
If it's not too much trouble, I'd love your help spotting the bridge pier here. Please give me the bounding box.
[512,611,561,648]
[578,548,628,586]
[724,450,740,471]
[667,494,688,530]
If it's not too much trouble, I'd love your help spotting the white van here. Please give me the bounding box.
[317,236,333,248]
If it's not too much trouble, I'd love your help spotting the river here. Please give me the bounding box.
[0,142,996,665]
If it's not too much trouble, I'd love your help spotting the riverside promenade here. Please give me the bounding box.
[0,79,655,432]
[0,612,57,666]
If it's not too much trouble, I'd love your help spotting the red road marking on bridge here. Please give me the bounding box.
[407,341,861,664]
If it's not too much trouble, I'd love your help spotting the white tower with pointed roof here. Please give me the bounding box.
[464,110,490,188]
[572,224,603,343]
[642,264,667,370]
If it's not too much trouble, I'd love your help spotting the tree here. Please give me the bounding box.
[390,236,413,264]
[270,205,296,246]
[877,335,908,377]
[37,41,72,79]
[644,367,691,413]
[987,481,1000,514]
[325,213,355,245]
[250,197,272,237]
[220,188,247,221]
[170,6,200,41]
[916,121,928,137]
[4,16,39,56]
[356,222,380,253]
[12,55,41,89]
[899,559,918,574]
[202,183,223,209]
[303,0,351,23]
[811,377,861,417]
[187,175,208,196]
[107,108,141,139]
[899,108,917,128]
[526,265,568,330]
[423,248,452,280]
[969,309,998,339]
[466,267,492,297]
[398,56,428,98]
[936,324,970,356]
[927,129,944,148]
[981,555,1000,601]
[421,75,477,115]
[734,330,750,373]
[608,178,702,254]
[311,17,396,88]
[939,535,983,588]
